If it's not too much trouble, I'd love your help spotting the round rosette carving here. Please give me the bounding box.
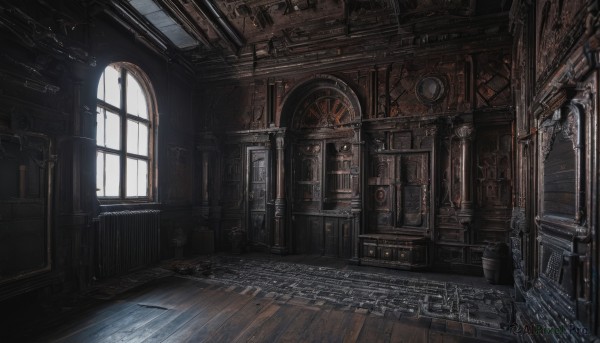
[415,75,447,105]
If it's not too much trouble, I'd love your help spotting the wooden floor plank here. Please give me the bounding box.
[149,289,245,342]
[324,309,353,340]
[390,322,428,343]
[42,277,183,341]
[8,274,511,343]
[341,311,368,342]
[138,288,237,342]
[276,306,319,343]
[299,307,355,343]
[243,305,301,343]
[230,303,281,343]
[54,305,165,343]
[201,297,276,343]
[105,282,215,343]
[171,294,254,342]
[356,315,395,343]
[57,278,195,343]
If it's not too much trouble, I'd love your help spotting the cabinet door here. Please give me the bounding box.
[247,148,269,248]
[397,153,429,228]
[367,152,430,233]
[368,154,395,232]
[293,141,322,212]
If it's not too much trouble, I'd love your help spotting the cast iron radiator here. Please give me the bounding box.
[96,210,161,279]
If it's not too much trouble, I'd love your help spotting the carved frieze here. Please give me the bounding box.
[536,0,586,84]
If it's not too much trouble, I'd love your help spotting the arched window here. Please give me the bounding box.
[96,63,154,199]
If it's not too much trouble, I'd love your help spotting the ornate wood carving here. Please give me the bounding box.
[475,53,511,108]
[455,123,474,218]
[386,60,458,117]
[540,103,582,223]
[247,148,269,248]
[535,0,586,84]
[367,150,430,234]
[293,88,354,129]
[474,124,512,243]
[294,142,321,210]
[325,142,353,207]
[415,75,447,105]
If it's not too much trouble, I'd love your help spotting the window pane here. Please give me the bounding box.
[138,160,148,196]
[105,153,120,197]
[126,157,137,197]
[105,110,121,150]
[126,158,148,197]
[97,71,105,101]
[96,152,104,196]
[127,120,139,155]
[126,73,148,119]
[96,109,105,147]
[104,65,121,107]
[139,123,149,156]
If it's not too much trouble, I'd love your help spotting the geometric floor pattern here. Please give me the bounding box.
[179,255,514,330]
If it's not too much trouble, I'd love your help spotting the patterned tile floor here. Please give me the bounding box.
[174,254,514,331]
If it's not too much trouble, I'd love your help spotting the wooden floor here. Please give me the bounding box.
[1,274,512,343]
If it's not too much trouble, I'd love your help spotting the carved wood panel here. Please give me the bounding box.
[222,146,242,209]
[475,53,511,108]
[398,153,429,228]
[539,104,582,223]
[247,148,269,247]
[474,124,512,243]
[325,142,352,209]
[293,141,322,211]
[367,152,430,233]
[535,0,586,83]
[292,88,354,129]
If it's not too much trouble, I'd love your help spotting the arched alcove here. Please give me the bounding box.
[279,75,362,258]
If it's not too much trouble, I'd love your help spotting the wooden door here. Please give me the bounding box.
[367,152,430,233]
[246,148,269,248]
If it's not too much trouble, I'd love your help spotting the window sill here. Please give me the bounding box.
[99,202,162,213]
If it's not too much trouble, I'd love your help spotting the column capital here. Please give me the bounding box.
[455,123,475,140]
[276,133,285,149]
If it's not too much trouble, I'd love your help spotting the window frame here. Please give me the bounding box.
[96,62,156,202]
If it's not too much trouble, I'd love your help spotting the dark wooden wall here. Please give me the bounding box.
[6,1,600,339]
[199,10,514,274]
[0,1,199,299]
[511,0,600,339]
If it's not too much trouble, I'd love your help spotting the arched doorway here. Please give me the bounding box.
[280,76,362,258]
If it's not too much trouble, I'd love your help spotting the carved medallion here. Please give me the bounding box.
[415,76,446,105]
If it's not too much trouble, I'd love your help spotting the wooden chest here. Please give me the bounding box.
[359,234,429,270]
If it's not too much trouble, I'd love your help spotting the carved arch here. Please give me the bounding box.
[279,75,362,130]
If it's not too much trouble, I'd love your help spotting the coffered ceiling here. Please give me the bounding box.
[0,0,512,83]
